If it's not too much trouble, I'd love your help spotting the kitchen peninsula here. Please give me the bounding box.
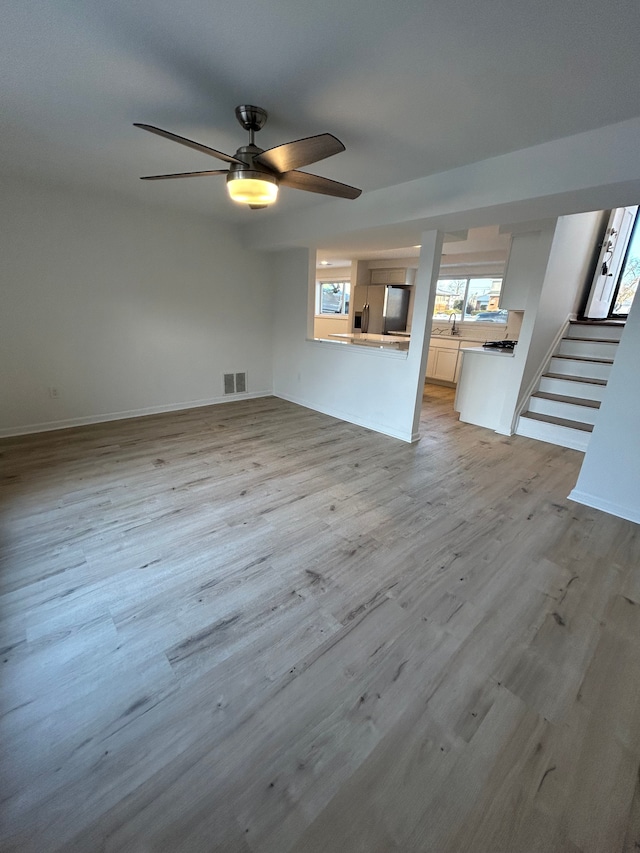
[327,332,410,350]
[454,344,517,431]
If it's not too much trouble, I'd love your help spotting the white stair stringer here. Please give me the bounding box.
[515,320,622,452]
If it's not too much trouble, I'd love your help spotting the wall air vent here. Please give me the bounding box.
[223,372,248,394]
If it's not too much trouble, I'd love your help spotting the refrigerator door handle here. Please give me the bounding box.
[363,303,369,332]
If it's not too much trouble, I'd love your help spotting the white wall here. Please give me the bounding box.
[494,226,557,433]
[313,315,350,339]
[570,292,640,524]
[271,234,442,442]
[0,178,273,435]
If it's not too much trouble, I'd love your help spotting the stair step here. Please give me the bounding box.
[558,338,619,360]
[553,353,615,365]
[570,319,625,325]
[514,320,622,452]
[521,411,593,432]
[549,355,612,380]
[567,321,624,341]
[516,412,591,452]
[543,372,607,385]
[565,335,621,343]
[532,391,600,408]
[539,374,608,402]
[528,392,600,425]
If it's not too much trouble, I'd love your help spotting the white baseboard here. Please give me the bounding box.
[0,392,271,438]
[568,489,640,525]
[274,392,414,443]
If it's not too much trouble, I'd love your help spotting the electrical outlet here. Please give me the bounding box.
[49,387,60,399]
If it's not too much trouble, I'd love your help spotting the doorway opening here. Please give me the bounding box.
[584,205,639,320]
[609,211,640,317]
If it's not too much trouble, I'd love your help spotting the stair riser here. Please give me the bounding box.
[558,339,619,360]
[516,416,590,452]
[528,397,599,425]
[538,376,607,401]
[567,324,623,342]
[549,357,612,381]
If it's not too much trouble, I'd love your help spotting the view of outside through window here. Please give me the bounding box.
[318,281,350,314]
[613,216,640,316]
[433,278,504,322]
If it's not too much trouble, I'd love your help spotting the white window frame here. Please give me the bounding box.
[433,276,505,323]
[315,280,351,316]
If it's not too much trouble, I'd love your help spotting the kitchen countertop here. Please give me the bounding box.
[327,333,410,349]
[324,333,517,352]
[461,346,516,357]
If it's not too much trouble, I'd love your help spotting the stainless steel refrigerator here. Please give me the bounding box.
[360,285,410,334]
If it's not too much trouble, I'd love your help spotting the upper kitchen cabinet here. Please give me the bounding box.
[370,268,416,286]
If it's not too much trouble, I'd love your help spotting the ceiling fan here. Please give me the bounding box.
[134,105,362,210]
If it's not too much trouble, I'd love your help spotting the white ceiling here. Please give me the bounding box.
[3,1,639,228]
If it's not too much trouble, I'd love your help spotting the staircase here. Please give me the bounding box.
[516,320,624,451]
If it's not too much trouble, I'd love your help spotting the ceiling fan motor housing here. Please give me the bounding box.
[227,144,278,181]
[226,168,278,186]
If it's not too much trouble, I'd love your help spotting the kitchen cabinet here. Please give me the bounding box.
[426,338,480,384]
[429,347,458,381]
[426,337,460,383]
[370,267,416,286]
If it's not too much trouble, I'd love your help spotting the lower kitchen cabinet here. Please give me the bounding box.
[426,338,478,384]
[426,338,461,384]
[428,347,458,382]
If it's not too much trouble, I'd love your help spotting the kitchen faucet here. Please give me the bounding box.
[449,314,460,335]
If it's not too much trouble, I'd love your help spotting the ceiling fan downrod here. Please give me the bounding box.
[234,105,268,146]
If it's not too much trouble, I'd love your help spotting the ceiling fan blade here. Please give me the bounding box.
[255,134,345,173]
[280,170,361,199]
[134,123,244,165]
[140,170,228,180]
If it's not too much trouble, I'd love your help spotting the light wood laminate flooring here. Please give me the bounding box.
[1,386,640,852]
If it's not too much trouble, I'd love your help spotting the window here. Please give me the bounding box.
[317,281,350,315]
[433,277,504,322]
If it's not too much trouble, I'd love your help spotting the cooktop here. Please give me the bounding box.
[482,340,517,350]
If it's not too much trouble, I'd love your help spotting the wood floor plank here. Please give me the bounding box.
[1,387,639,852]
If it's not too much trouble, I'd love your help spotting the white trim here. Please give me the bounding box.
[313,314,350,320]
[512,315,572,428]
[568,489,640,525]
[315,279,351,315]
[274,391,415,443]
[0,392,271,438]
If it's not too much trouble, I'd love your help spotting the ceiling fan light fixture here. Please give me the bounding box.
[226,171,278,205]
